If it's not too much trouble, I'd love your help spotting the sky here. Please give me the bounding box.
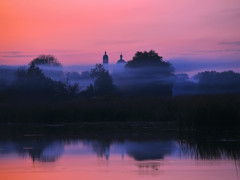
[0,0,240,67]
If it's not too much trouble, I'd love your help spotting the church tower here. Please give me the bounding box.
[117,53,126,64]
[103,51,109,64]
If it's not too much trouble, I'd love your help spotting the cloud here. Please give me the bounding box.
[97,39,138,45]
[220,8,240,18]
[192,50,224,53]
[219,41,240,46]
[170,57,240,76]
[203,7,240,29]
[3,55,35,58]
[0,51,22,54]
[0,51,36,58]
[191,49,240,54]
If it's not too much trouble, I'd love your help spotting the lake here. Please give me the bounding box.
[0,124,239,180]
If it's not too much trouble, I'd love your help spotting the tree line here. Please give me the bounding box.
[1,51,240,103]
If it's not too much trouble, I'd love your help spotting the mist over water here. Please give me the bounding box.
[1,61,240,95]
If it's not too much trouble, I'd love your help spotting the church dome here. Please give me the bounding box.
[117,54,126,64]
[103,51,108,64]
[103,51,108,59]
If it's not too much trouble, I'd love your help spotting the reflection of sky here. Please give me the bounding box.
[1,139,239,163]
[0,139,240,180]
[0,140,179,162]
[63,140,178,160]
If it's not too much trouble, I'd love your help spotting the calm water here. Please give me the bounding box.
[0,125,239,180]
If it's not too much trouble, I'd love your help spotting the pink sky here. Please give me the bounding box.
[0,0,240,65]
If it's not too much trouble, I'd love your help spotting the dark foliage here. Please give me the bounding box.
[2,63,78,102]
[195,71,240,94]
[29,55,62,66]
[122,50,174,96]
[90,64,106,77]
[1,95,239,134]
[80,84,94,98]
[126,50,168,68]
[88,64,115,96]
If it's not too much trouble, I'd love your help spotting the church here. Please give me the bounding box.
[102,51,126,64]
[103,51,108,64]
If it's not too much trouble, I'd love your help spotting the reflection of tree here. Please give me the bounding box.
[28,141,64,162]
[0,140,64,162]
[137,162,161,170]
[136,162,162,176]
[180,139,240,160]
[125,141,175,161]
[1,124,240,165]
[82,140,176,161]
[83,140,111,160]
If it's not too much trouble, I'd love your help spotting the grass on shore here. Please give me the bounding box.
[0,94,239,133]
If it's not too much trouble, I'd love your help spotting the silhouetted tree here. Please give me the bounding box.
[87,84,95,96]
[64,78,79,98]
[123,50,175,96]
[90,64,115,96]
[29,55,61,66]
[90,64,106,77]
[194,71,240,94]
[126,50,171,69]
[27,63,45,77]
[8,63,78,102]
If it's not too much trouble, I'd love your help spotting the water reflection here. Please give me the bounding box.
[0,126,240,180]
[1,138,240,164]
[0,140,176,163]
[83,140,111,159]
[124,141,176,161]
[180,139,240,160]
[0,125,240,164]
[0,140,64,162]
